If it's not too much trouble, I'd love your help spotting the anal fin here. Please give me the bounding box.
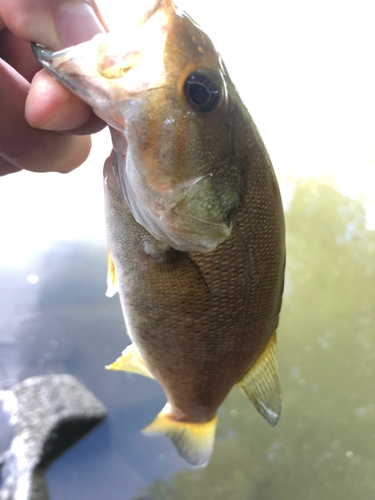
[237,331,281,427]
[106,249,118,297]
[143,404,218,468]
[106,343,154,379]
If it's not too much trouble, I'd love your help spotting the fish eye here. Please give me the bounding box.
[183,72,221,113]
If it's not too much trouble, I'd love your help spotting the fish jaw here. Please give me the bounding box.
[31,2,171,133]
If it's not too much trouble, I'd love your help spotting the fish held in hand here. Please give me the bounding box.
[33,0,286,467]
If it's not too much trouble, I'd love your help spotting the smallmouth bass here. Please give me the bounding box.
[33,0,285,467]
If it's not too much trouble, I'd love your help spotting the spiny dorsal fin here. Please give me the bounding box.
[106,343,154,379]
[143,404,218,468]
[237,331,281,427]
[106,249,118,297]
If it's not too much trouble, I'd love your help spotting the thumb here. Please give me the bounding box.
[0,0,105,50]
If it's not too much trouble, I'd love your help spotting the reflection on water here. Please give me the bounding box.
[1,179,375,499]
[0,240,187,498]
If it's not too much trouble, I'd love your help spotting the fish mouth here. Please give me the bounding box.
[31,42,99,103]
[31,2,171,131]
[31,42,66,61]
[32,44,56,61]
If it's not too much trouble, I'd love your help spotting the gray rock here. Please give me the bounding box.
[0,374,107,500]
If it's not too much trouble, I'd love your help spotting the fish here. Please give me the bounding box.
[32,0,285,467]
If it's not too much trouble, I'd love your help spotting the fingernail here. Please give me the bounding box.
[55,2,105,48]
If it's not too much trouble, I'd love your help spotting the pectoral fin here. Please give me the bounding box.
[237,331,281,427]
[106,343,154,379]
[106,249,118,297]
[143,404,218,468]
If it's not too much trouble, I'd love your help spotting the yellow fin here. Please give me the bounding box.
[106,249,118,297]
[105,343,154,379]
[142,404,218,467]
[237,331,281,427]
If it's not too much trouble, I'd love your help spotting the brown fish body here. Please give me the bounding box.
[105,106,285,424]
[33,0,285,466]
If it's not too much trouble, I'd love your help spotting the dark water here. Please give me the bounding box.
[1,178,375,499]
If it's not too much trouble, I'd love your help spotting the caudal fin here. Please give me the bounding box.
[142,404,218,467]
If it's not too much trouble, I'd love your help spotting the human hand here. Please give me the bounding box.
[0,0,107,176]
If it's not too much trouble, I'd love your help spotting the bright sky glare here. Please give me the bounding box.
[0,0,374,268]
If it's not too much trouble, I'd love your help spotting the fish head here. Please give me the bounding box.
[33,0,249,252]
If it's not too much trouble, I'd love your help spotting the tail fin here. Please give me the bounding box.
[142,404,218,467]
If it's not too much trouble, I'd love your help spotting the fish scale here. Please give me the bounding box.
[33,0,285,467]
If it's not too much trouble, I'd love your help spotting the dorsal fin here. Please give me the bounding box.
[237,331,281,427]
[106,343,154,379]
[106,249,118,297]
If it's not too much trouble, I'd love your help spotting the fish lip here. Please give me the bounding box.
[31,43,70,65]
[31,41,104,109]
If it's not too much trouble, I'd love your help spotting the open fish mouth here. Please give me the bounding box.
[32,44,59,61]
[31,2,171,131]
[31,42,101,103]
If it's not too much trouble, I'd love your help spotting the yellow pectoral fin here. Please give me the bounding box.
[143,404,218,468]
[237,331,282,427]
[106,249,118,297]
[106,343,154,379]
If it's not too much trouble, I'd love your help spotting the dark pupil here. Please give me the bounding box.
[189,83,210,106]
[183,72,220,113]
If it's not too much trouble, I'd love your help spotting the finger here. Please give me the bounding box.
[0,57,91,173]
[0,0,104,50]
[1,0,106,135]
[25,70,106,135]
[0,28,42,82]
[0,157,22,176]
